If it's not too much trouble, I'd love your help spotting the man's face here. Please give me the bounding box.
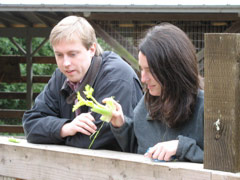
[53,40,96,83]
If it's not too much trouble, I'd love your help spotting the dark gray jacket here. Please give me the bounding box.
[111,90,204,162]
[23,51,143,151]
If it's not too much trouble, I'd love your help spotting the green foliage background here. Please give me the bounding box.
[0,37,112,111]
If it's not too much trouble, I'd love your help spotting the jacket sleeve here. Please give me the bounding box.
[110,116,138,153]
[22,70,69,144]
[176,135,203,163]
[175,95,204,163]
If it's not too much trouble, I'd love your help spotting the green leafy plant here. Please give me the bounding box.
[72,84,115,148]
[73,84,115,122]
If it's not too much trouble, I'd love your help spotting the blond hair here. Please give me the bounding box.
[49,16,102,56]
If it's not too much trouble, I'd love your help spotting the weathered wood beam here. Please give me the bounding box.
[0,56,56,64]
[0,109,25,119]
[87,13,240,21]
[0,76,51,83]
[0,92,39,99]
[0,27,51,38]
[0,12,31,26]
[26,36,33,109]
[0,137,239,180]
[224,20,240,33]
[31,37,49,56]
[0,125,23,133]
[204,33,240,173]
[196,20,240,74]
[9,37,26,55]
[97,22,138,59]
[90,20,139,71]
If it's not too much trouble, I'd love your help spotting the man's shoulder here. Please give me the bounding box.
[101,51,135,73]
[49,68,66,86]
[102,51,128,66]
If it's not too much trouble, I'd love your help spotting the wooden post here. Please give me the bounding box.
[204,33,240,173]
[26,31,33,110]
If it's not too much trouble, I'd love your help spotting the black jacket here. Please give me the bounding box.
[22,51,143,151]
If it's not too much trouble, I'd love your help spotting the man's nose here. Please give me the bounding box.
[63,56,71,66]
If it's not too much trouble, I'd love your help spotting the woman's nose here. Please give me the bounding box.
[141,71,149,83]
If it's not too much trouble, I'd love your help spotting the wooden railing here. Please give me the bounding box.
[0,56,55,134]
[0,136,239,180]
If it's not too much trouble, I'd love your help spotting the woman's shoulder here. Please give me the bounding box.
[134,95,147,114]
[198,89,204,99]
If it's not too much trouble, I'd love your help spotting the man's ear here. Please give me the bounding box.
[89,43,96,57]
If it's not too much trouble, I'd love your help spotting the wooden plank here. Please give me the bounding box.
[0,125,23,133]
[0,136,239,180]
[88,13,240,21]
[0,56,56,64]
[204,33,240,173]
[0,92,39,99]
[0,109,25,119]
[1,76,51,83]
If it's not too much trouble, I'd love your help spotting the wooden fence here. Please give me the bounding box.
[0,136,240,180]
[0,56,55,133]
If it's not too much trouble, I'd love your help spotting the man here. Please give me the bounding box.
[22,16,142,151]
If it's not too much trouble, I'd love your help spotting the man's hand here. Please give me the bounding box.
[60,113,97,138]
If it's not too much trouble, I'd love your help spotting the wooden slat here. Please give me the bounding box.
[0,92,39,99]
[0,125,23,133]
[0,56,56,64]
[1,76,51,83]
[0,109,25,119]
[88,13,240,21]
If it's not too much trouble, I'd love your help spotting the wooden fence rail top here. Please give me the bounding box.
[0,136,239,180]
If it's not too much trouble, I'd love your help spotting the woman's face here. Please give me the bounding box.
[138,51,161,96]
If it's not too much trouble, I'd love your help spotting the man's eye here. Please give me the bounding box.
[55,53,62,57]
[70,53,76,57]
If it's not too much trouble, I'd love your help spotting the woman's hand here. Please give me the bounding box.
[144,140,179,161]
[60,113,97,138]
[103,98,125,128]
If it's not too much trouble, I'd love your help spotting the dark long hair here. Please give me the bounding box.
[139,23,200,128]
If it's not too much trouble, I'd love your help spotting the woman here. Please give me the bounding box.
[105,23,204,162]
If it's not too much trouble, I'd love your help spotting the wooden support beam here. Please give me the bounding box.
[0,125,23,133]
[89,20,139,71]
[204,33,240,173]
[0,92,39,99]
[0,137,239,180]
[87,13,240,21]
[26,35,33,109]
[0,56,56,64]
[0,109,25,119]
[0,76,51,83]
[0,27,51,38]
[196,20,240,71]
